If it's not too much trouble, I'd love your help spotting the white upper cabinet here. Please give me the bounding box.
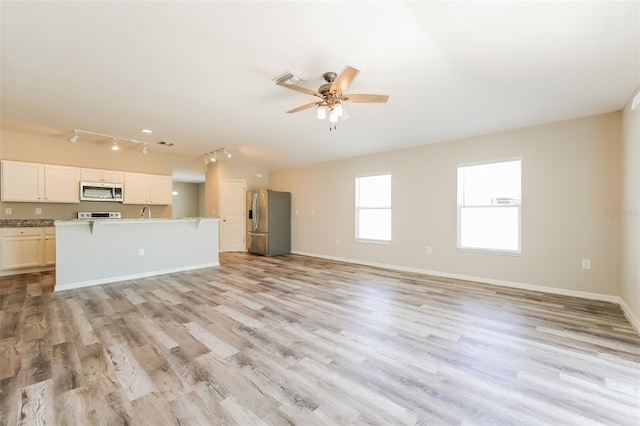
[44,164,79,203]
[1,160,43,202]
[80,168,123,183]
[123,172,172,205]
[2,161,79,203]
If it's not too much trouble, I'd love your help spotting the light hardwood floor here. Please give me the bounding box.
[1,253,638,425]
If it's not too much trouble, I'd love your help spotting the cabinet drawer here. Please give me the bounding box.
[44,227,55,236]
[2,227,42,237]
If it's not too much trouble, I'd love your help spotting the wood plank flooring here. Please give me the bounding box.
[1,253,638,425]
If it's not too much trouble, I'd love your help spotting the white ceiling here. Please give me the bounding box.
[2,1,638,171]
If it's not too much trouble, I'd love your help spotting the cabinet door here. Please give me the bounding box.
[44,237,56,266]
[101,170,123,183]
[1,161,43,202]
[44,165,79,203]
[80,168,102,182]
[149,175,173,205]
[1,237,43,269]
[123,173,149,204]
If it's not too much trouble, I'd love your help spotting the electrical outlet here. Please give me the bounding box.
[35,208,42,215]
[336,238,340,245]
[426,246,432,254]
[582,259,591,270]
[139,248,144,256]
[5,208,11,215]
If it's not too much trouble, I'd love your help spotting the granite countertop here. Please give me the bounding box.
[0,219,56,228]
[0,217,218,228]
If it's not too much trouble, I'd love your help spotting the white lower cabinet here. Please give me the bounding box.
[1,227,55,271]
[44,227,56,266]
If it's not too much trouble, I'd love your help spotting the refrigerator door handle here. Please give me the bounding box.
[252,192,258,231]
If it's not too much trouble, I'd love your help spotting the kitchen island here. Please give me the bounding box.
[54,217,219,291]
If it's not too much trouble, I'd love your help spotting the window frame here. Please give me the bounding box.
[355,173,392,244]
[456,158,522,255]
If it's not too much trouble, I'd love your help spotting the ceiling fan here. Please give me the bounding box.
[275,66,389,130]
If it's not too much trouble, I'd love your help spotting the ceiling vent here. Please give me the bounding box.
[273,71,303,85]
[157,141,174,147]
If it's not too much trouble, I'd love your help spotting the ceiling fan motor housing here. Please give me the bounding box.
[322,71,337,83]
[318,83,332,96]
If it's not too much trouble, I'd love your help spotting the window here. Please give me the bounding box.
[355,174,391,242]
[457,159,521,253]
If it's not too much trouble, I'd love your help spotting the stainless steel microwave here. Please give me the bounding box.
[80,181,123,202]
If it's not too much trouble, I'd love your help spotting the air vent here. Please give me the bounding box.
[157,141,174,147]
[273,71,303,85]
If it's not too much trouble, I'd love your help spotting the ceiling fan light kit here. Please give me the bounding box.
[275,65,389,131]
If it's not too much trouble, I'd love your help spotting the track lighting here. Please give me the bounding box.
[68,129,151,155]
[202,147,232,164]
[68,129,78,144]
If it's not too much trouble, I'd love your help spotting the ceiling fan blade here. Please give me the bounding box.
[286,102,320,114]
[331,66,359,94]
[276,81,322,98]
[343,94,389,103]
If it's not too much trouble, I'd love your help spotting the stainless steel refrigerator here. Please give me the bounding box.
[247,189,291,256]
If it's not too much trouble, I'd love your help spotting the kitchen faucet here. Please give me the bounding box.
[140,206,151,218]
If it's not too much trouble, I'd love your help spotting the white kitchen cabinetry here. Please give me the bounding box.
[1,160,43,201]
[1,161,79,203]
[80,168,123,183]
[0,227,55,271]
[1,228,44,270]
[44,227,56,266]
[44,165,79,203]
[123,172,172,205]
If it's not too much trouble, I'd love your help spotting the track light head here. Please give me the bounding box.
[211,152,217,162]
[141,144,148,155]
[224,148,231,159]
[111,138,119,151]
[68,129,78,144]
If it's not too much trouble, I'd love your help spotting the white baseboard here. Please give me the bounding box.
[618,297,640,335]
[292,251,640,334]
[55,262,220,292]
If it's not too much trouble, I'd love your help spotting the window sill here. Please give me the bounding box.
[457,247,521,256]
[356,238,391,245]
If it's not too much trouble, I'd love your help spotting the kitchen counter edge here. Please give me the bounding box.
[54,217,220,225]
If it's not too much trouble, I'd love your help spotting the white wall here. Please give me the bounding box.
[270,112,623,298]
[622,87,640,326]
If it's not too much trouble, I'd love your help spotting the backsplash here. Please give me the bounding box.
[0,201,172,220]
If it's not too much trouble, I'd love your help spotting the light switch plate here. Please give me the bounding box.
[35,208,42,215]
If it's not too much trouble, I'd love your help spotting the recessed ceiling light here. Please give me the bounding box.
[141,129,152,134]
